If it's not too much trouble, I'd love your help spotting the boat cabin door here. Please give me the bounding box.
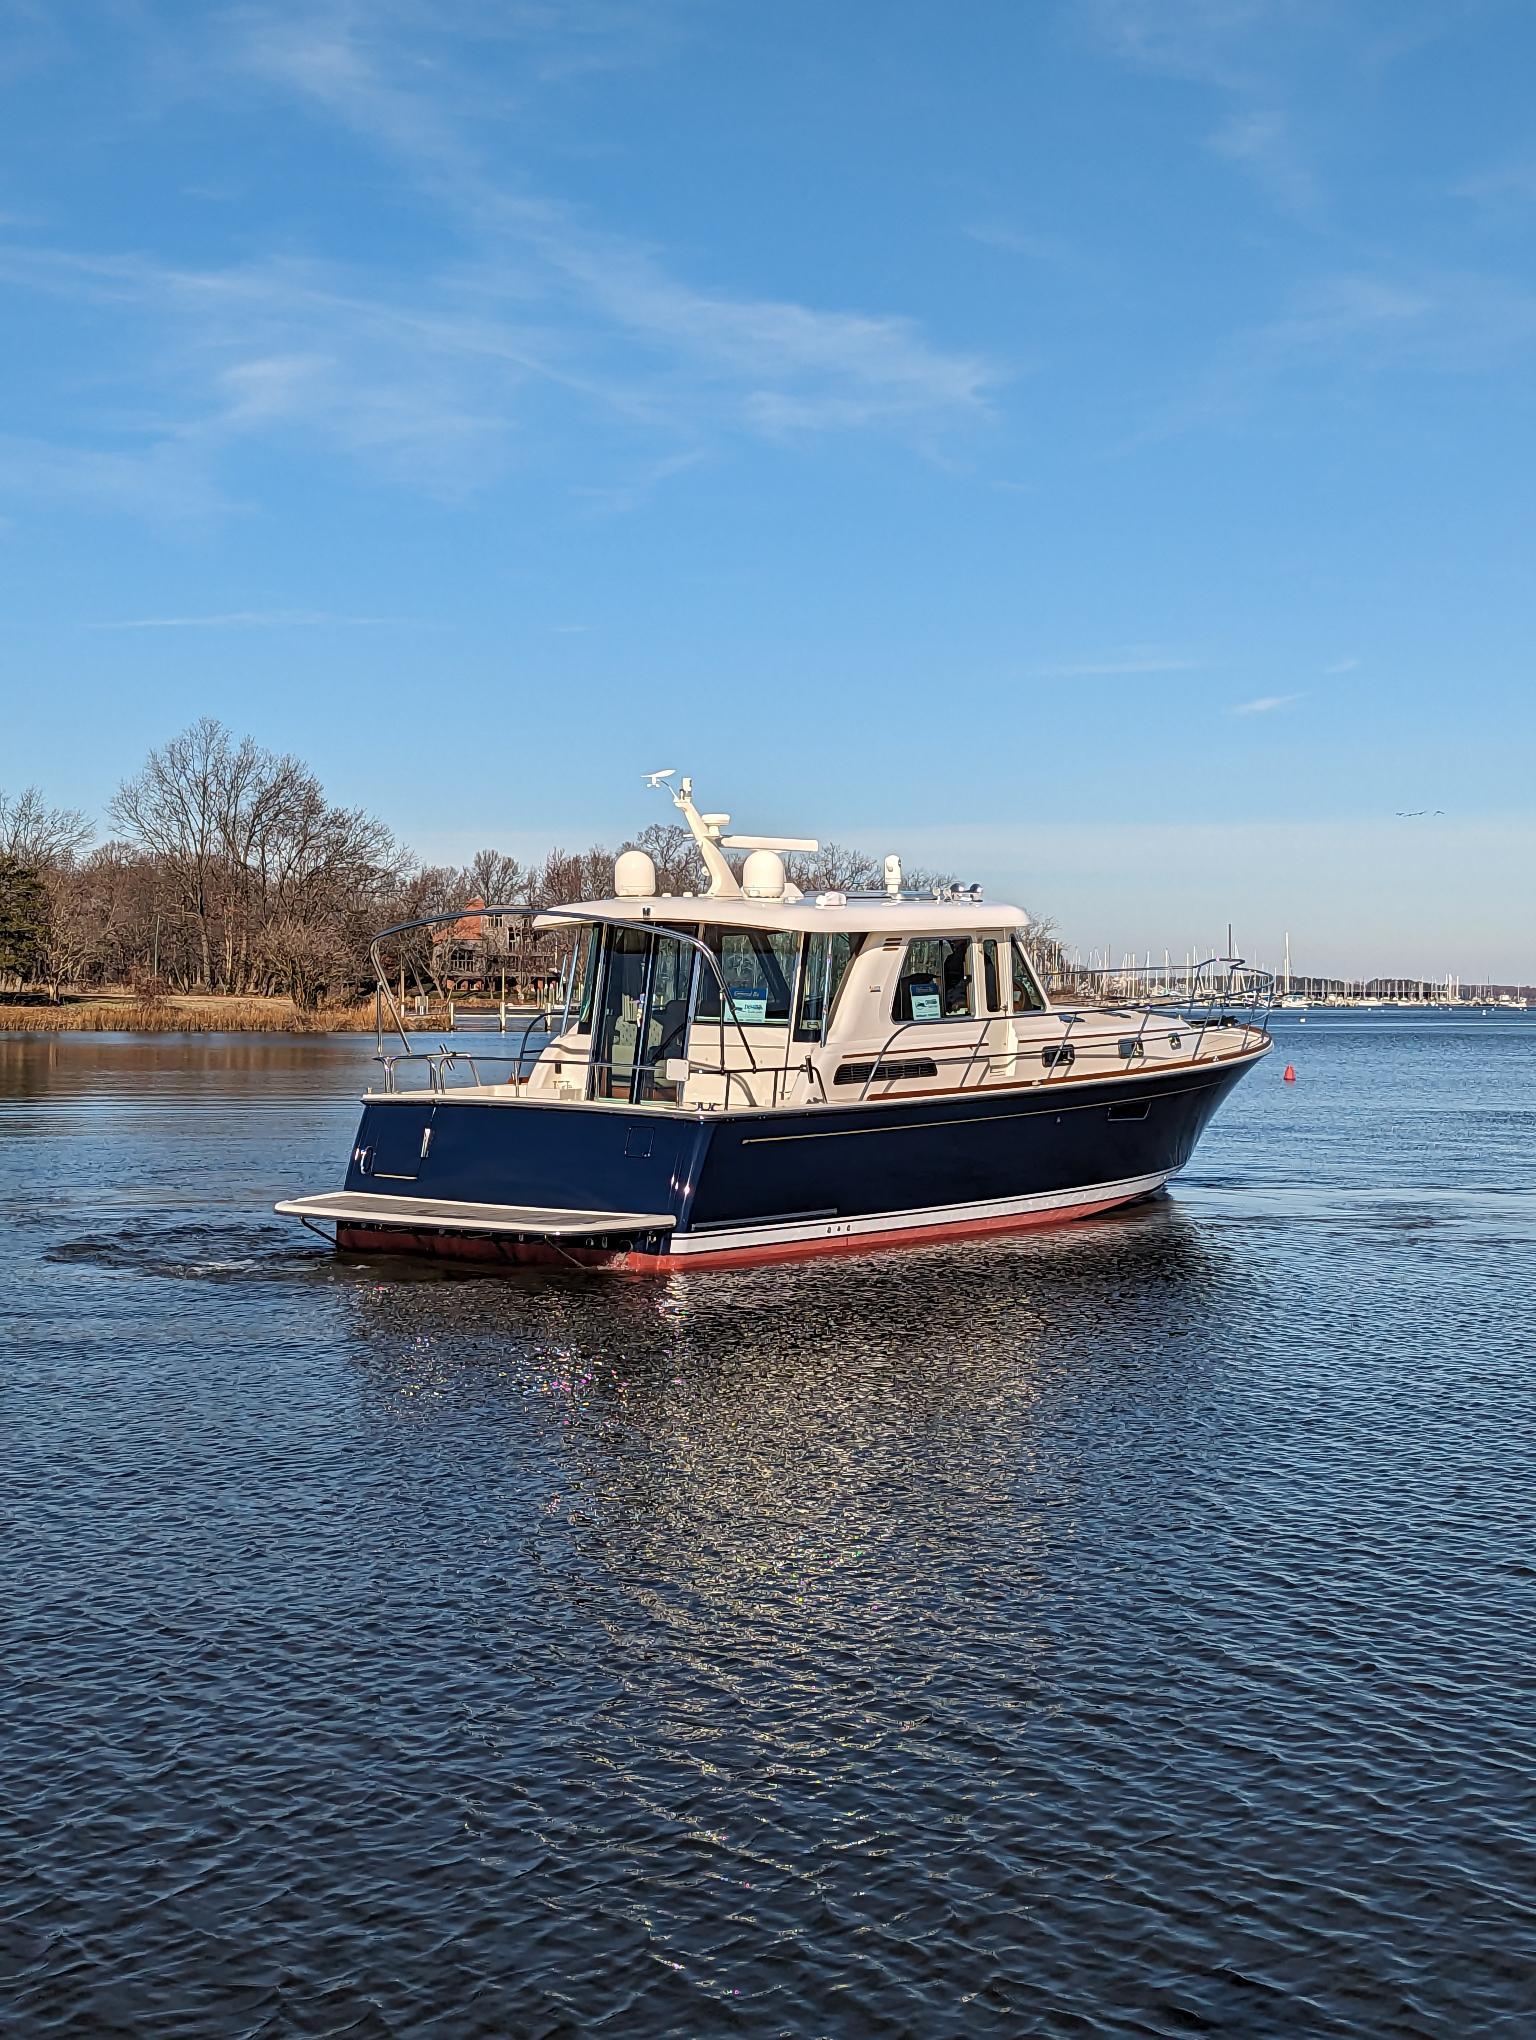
[589,928,696,1103]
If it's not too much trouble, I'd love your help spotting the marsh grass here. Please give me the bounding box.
[0,998,385,1034]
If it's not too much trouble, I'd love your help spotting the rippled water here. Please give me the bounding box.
[3,1019,1535,2035]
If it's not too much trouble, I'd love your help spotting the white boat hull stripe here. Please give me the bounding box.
[669,1171,1170,1255]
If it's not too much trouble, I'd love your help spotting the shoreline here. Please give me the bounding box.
[0,998,542,1035]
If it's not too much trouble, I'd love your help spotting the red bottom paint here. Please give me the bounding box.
[335,1187,1148,1274]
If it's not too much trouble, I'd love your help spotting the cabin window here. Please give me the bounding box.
[1010,939,1049,1013]
[795,932,862,1040]
[981,938,1002,1013]
[892,937,974,1022]
[695,928,798,1028]
[585,927,698,1101]
[590,926,650,1099]
[636,934,695,1103]
[562,925,600,1036]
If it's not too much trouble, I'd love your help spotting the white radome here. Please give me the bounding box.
[613,849,657,898]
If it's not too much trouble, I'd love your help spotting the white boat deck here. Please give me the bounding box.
[274,1191,676,1236]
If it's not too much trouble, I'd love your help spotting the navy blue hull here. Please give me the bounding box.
[681,1056,1251,1234]
[340,1048,1262,1260]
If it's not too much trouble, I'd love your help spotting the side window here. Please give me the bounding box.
[892,936,974,1022]
[1010,939,1048,1014]
[564,925,599,1036]
[696,928,798,1027]
[981,938,1002,1013]
[794,932,862,1040]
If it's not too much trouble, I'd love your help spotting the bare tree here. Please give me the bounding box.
[786,841,883,894]
[256,783,405,1007]
[108,719,407,1001]
[1023,912,1069,989]
[627,821,705,894]
[0,786,93,867]
[35,865,106,1003]
[530,845,616,909]
[9,738,1065,1009]
[464,848,526,909]
[110,718,231,988]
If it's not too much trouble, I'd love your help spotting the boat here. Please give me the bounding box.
[275,774,1274,1270]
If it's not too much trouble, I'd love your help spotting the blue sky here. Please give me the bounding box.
[3,0,1534,979]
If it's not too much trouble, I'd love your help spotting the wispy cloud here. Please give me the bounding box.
[0,3,1001,522]
[1230,692,1300,715]
[1079,0,1274,90]
[566,447,710,514]
[1038,650,1199,677]
[1208,108,1316,212]
[1082,1,1324,218]
[0,431,228,520]
[1131,266,1536,445]
[1453,159,1536,205]
[225,7,999,440]
[964,223,1079,265]
[1323,656,1359,674]
[90,611,406,630]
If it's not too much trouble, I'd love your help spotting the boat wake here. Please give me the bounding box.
[47,1219,328,1284]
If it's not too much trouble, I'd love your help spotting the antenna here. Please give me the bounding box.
[646,769,820,897]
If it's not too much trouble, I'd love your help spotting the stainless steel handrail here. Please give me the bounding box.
[371,1006,1271,1105]
[367,920,1273,1102]
[367,901,761,1080]
[369,902,542,1051]
[1050,956,1275,1008]
[535,906,762,1079]
[855,1017,993,1103]
[847,1005,1270,1102]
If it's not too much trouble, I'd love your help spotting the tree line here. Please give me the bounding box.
[2,719,1050,1006]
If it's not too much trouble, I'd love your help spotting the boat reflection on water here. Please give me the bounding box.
[334,1197,1241,1650]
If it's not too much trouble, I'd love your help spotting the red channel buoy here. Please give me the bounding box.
[1283,1064,1297,1082]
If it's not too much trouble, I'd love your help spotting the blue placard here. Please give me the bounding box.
[729,987,769,1024]
[909,983,942,1022]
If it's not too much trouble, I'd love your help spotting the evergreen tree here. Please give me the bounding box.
[0,855,49,985]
